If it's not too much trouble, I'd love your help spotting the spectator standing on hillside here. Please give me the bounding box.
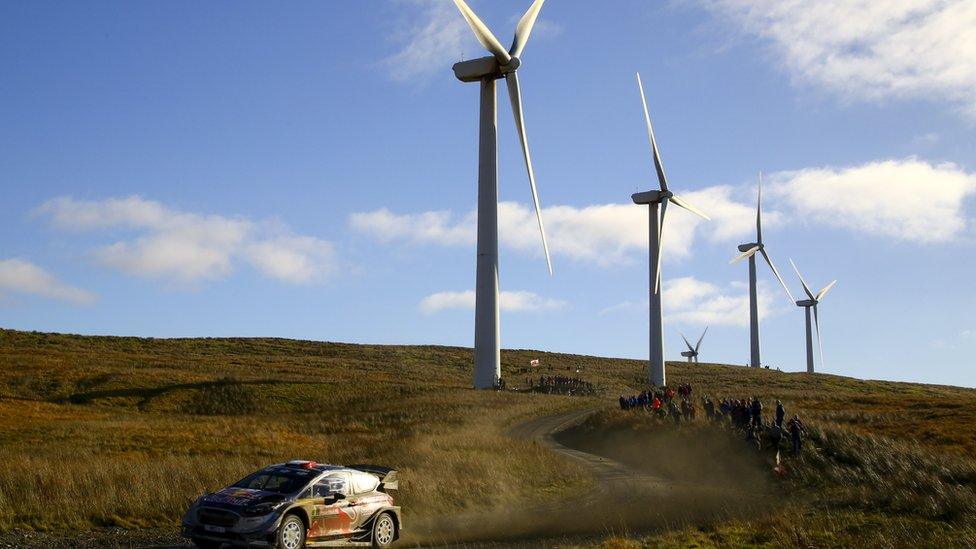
[720,399,731,418]
[775,400,786,428]
[768,422,783,451]
[788,415,806,456]
[668,400,680,425]
[751,397,763,428]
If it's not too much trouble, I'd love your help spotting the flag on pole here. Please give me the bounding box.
[529,359,540,367]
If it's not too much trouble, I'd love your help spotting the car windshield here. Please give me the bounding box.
[231,469,312,495]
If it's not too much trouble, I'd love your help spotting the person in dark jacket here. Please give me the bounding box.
[751,398,763,428]
[788,415,805,456]
[775,400,786,428]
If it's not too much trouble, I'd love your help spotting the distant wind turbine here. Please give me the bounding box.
[790,259,837,374]
[729,172,795,368]
[680,327,708,363]
[631,73,710,387]
[449,0,553,389]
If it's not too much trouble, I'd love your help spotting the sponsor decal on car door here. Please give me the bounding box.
[309,474,355,538]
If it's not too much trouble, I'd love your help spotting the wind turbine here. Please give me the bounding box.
[789,259,837,374]
[450,0,552,389]
[631,73,710,387]
[680,327,708,363]
[729,172,795,368]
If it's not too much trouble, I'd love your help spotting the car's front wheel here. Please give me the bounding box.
[371,512,397,547]
[275,514,307,549]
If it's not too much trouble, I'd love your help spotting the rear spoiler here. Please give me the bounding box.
[349,464,398,491]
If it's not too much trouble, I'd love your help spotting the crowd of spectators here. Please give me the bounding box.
[619,385,808,458]
[529,375,596,396]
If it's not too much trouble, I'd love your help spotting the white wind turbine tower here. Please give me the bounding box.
[729,172,795,368]
[631,73,710,387]
[789,259,837,374]
[680,327,708,363]
[450,0,553,389]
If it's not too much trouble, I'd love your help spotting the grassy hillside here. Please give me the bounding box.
[1,328,975,546]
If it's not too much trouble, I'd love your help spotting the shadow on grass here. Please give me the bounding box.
[62,378,288,408]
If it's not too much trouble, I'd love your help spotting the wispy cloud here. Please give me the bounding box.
[382,1,562,83]
[382,0,472,82]
[419,289,566,314]
[700,0,976,117]
[0,259,96,304]
[35,196,336,286]
[599,277,788,328]
[350,186,771,267]
[769,158,976,243]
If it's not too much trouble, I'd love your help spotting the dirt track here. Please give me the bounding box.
[407,406,776,547]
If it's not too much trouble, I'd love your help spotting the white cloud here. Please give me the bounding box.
[349,208,475,246]
[419,289,566,314]
[0,259,95,304]
[383,0,471,82]
[35,196,336,285]
[350,187,769,267]
[598,277,789,327]
[244,237,336,285]
[664,277,787,327]
[701,0,976,116]
[769,158,976,243]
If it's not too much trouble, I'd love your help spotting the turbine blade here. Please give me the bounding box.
[510,0,545,58]
[669,194,711,221]
[729,245,760,265]
[789,258,815,301]
[452,0,512,64]
[506,72,552,275]
[695,326,708,353]
[757,171,763,244]
[680,333,694,352]
[761,249,796,303]
[653,198,668,294]
[813,304,825,371]
[817,280,837,301]
[636,73,668,192]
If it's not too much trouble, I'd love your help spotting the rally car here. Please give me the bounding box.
[182,461,401,548]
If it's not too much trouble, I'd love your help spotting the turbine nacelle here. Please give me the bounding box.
[452,56,521,82]
[632,189,673,205]
[796,299,817,307]
[737,242,762,252]
[680,351,696,358]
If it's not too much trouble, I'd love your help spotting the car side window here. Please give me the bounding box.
[351,472,379,495]
[312,474,349,498]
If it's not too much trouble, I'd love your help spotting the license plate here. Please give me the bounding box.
[204,525,226,533]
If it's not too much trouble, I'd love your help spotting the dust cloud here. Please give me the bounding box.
[405,421,779,547]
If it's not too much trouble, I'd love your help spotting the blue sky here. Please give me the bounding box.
[2,1,975,387]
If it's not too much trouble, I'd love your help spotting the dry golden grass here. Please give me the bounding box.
[3,328,976,547]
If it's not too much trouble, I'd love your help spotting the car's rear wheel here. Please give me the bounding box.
[371,512,397,547]
[275,514,306,549]
[191,538,221,549]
